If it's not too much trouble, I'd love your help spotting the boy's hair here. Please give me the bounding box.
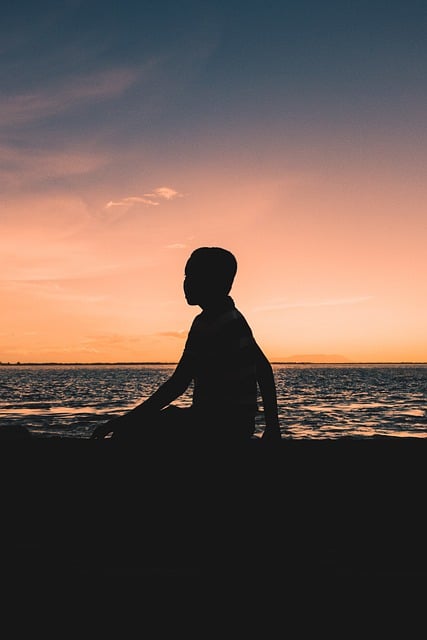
[186,247,237,295]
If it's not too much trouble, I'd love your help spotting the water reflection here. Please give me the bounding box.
[0,363,426,439]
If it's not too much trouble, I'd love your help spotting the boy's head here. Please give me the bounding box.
[184,247,237,307]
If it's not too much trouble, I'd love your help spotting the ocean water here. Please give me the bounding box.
[0,363,425,440]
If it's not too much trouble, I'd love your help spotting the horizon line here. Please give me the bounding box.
[1,361,426,366]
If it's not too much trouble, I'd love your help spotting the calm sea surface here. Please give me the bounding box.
[0,363,426,440]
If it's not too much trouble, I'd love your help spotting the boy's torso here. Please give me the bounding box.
[184,297,258,415]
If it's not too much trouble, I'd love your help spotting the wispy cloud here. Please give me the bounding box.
[254,296,374,312]
[0,144,107,186]
[0,67,138,126]
[82,333,144,348]
[165,243,188,249]
[144,187,184,201]
[156,331,187,339]
[1,279,106,305]
[105,186,184,210]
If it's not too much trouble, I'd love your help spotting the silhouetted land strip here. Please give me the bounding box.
[1,435,426,585]
[0,361,179,366]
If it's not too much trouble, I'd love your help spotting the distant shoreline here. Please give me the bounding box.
[1,361,426,366]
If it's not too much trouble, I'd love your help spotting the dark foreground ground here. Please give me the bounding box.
[1,434,426,590]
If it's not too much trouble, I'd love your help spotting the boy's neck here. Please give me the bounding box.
[199,295,233,312]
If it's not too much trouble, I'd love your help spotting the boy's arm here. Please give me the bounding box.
[131,353,193,415]
[91,354,193,438]
[254,342,282,442]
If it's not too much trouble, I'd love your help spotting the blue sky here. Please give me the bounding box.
[3,1,426,146]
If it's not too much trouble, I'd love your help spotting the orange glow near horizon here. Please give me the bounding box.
[1,147,426,364]
[1,2,426,365]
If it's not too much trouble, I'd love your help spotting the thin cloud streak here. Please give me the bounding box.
[254,296,374,312]
[156,331,187,339]
[0,279,106,305]
[106,197,159,208]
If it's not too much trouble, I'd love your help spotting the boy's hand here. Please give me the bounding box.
[90,414,132,440]
[90,402,154,440]
[260,427,282,444]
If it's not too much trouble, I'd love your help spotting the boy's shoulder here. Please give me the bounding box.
[190,302,253,337]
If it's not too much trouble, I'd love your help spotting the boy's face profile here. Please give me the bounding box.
[183,267,204,306]
[183,260,216,306]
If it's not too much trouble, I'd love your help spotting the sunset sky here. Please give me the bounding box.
[1,0,426,363]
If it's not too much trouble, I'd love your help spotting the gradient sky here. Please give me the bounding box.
[1,0,426,363]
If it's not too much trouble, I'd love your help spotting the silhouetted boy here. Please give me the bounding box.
[91,247,281,445]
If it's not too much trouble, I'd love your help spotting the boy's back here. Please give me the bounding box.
[183,294,258,417]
